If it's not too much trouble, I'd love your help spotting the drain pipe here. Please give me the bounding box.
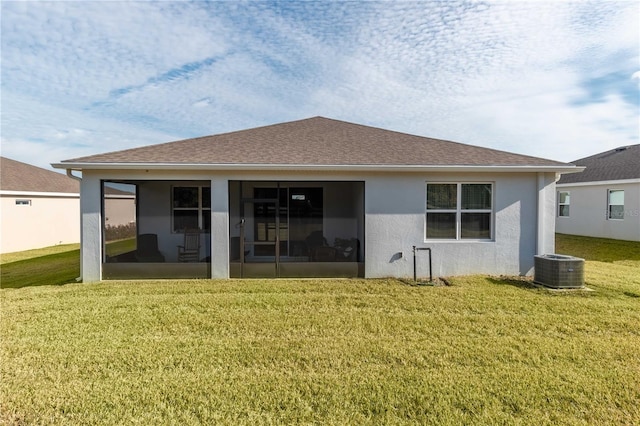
[412,246,432,282]
[66,169,82,181]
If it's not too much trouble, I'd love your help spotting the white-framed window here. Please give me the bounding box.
[426,183,493,240]
[15,199,31,206]
[608,189,624,220]
[171,186,211,232]
[558,191,570,217]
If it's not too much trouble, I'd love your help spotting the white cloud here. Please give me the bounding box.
[1,0,638,167]
[0,92,182,170]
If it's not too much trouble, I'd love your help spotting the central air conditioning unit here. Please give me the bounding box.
[534,254,585,289]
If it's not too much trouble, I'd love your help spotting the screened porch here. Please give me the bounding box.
[229,180,365,278]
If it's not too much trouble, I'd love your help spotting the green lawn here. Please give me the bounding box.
[0,243,79,265]
[0,247,80,289]
[0,239,135,289]
[1,236,639,424]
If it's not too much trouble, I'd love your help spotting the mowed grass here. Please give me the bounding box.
[1,239,134,289]
[0,247,80,289]
[556,233,640,298]
[1,236,639,424]
[0,243,80,265]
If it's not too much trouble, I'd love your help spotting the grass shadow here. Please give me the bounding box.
[1,250,80,289]
[396,277,448,287]
[486,276,539,290]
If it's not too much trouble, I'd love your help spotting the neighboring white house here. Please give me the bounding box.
[104,187,137,229]
[1,157,81,253]
[1,157,136,254]
[52,117,580,282]
[556,145,640,242]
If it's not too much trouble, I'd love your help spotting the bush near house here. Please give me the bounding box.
[104,222,137,241]
[0,235,639,424]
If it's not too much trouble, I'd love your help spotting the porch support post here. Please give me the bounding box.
[80,173,102,282]
[210,178,229,278]
[536,172,556,256]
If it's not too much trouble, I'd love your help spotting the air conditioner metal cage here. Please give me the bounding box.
[534,254,585,289]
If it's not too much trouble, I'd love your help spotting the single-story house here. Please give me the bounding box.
[52,117,580,282]
[1,156,135,254]
[556,144,639,241]
[1,157,81,253]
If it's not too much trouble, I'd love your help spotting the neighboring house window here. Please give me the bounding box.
[172,186,211,232]
[558,191,570,217]
[426,183,493,240]
[15,199,31,206]
[608,189,624,220]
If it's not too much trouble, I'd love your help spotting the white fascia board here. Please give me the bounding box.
[557,178,640,188]
[52,162,582,174]
[0,190,79,198]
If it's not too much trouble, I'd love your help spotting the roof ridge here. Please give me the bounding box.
[572,143,640,163]
[558,143,640,184]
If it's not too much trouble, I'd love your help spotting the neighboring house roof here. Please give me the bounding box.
[56,117,576,172]
[1,156,79,193]
[0,157,134,196]
[557,144,640,184]
[104,186,136,196]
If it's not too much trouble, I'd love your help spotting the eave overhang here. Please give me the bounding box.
[557,177,640,187]
[52,162,583,174]
[0,190,79,197]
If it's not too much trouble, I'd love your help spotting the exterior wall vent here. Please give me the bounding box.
[534,254,585,289]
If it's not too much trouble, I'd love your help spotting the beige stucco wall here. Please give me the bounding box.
[0,193,80,253]
[104,196,136,227]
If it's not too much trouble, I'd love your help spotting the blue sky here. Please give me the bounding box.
[1,0,638,170]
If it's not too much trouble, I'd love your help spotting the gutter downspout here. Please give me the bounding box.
[66,169,83,281]
[66,169,82,182]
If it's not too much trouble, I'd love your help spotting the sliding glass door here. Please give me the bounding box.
[229,181,363,278]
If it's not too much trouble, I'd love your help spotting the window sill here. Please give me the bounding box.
[424,239,495,243]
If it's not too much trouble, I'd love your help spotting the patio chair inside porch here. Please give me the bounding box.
[134,233,165,262]
[177,229,201,262]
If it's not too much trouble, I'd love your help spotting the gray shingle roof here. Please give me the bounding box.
[60,117,571,168]
[557,144,640,184]
[1,157,79,193]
